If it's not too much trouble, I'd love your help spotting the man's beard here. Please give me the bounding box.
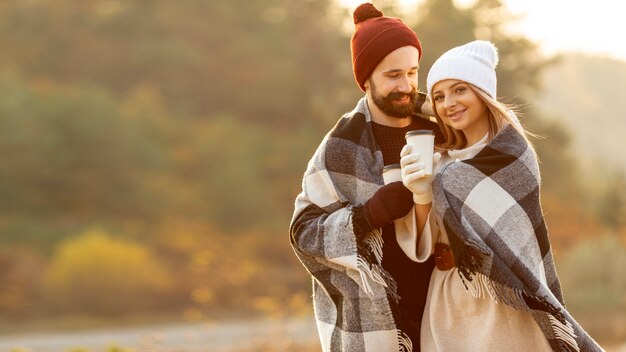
[370,80,418,118]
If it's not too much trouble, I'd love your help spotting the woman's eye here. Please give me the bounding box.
[433,95,443,101]
[455,87,466,93]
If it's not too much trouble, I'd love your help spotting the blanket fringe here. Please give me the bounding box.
[364,229,384,264]
[397,329,413,352]
[356,256,387,296]
[356,229,401,305]
[465,272,580,352]
[465,272,527,310]
[378,263,400,304]
[548,314,580,352]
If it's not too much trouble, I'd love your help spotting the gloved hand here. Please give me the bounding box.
[400,145,439,204]
[364,181,414,229]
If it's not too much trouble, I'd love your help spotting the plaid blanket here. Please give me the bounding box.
[432,123,603,352]
[290,97,418,351]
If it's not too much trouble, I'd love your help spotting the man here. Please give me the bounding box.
[289,3,441,351]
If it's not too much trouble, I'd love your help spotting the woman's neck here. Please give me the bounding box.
[463,117,490,146]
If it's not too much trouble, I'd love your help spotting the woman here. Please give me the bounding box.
[400,41,603,351]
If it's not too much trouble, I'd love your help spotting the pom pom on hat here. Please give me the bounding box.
[353,3,383,24]
[350,3,421,92]
[427,40,499,98]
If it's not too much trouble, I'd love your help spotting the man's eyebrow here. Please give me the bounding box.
[382,66,419,74]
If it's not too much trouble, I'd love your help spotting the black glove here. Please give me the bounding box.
[363,181,414,230]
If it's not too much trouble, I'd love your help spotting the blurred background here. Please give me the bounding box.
[0,0,625,351]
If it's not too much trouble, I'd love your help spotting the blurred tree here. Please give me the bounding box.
[0,71,167,226]
[151,220,309,315]
[184,115,277,230]
[598,172,626,231]
[559,235,626,342]
[207,0,355,127]
[0,248,44,316]
[44,229,172,315]
[0,0,355,128]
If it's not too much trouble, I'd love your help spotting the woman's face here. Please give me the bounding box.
[432,79,489,143]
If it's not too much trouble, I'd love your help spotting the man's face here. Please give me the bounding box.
[365,46,420,119]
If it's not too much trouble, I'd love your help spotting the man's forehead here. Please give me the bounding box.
[375,46,420,72]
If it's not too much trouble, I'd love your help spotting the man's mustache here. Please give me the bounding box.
[386,90,417,101]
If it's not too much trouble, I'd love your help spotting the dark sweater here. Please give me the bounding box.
[370,117,440,351]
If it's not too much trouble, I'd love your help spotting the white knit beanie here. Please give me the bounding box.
[427,40,499,98]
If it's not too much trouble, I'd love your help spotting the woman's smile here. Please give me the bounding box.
[447,109,466,121]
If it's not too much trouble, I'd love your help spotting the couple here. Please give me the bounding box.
[289,3,603,352]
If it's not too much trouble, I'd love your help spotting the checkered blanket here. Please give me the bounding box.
[432,123,603,352]
[289,97,416,352]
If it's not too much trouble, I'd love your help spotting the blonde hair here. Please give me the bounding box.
[431,84,536,153]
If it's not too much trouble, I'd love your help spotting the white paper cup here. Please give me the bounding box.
[405,130,435,176]
[382,163,401,184]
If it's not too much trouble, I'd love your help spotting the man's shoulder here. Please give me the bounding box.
[328,110,368,145]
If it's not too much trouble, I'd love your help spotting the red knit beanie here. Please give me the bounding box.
[350,3,422,92]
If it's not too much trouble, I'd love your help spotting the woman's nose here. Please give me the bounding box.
[444,95,456,108]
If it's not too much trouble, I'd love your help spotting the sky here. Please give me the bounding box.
[339,0,626,62]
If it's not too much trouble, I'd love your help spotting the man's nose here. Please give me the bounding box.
[396,75,412,93]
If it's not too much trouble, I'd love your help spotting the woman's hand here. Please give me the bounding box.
[400,145,433,204]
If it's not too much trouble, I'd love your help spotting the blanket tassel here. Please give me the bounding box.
[365,229,384,264]
[397,329,413,352]
[356,256,387,296]
[466,273,580,352]
[548,314,580,352]
[466,272,527,310]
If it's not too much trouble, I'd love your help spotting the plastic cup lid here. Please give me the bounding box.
[382,163,401,172]
[405,129,434,139]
